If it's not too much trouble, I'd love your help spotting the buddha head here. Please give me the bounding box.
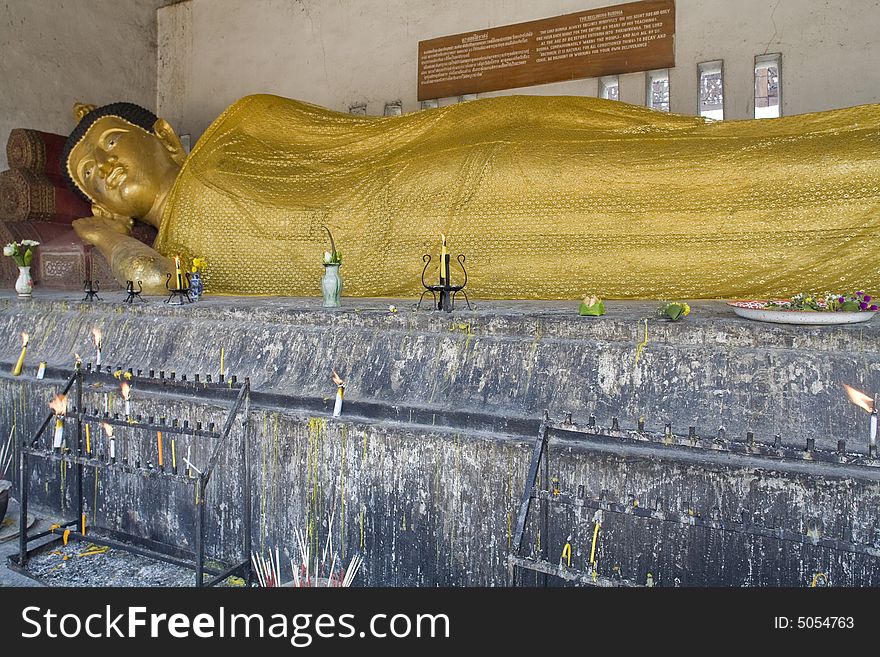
[63,102,187,221]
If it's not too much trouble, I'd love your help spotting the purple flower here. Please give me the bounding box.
[871,305,878,311]
[839,296,846,303]
[860,302,868,310]
[865,295,872,302]
[857,291,865,297]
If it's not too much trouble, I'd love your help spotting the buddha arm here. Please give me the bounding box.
[72,216,177,294]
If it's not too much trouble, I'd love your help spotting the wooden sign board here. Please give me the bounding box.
[418,0,675,100]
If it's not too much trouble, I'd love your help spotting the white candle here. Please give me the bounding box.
[333,386,344,417]
[110,437,116,460]
[871,411,877,446]
[53,418,64,449]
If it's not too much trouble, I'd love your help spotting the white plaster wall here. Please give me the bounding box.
[0,0,165,171]
[158,0,880,141]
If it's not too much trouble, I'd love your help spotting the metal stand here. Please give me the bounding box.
[123,280,146,304]
[10,367,252,587]
[82,280,100,302]
[417,253,471,312]
[165,272,192,305]
[509,411,880,587]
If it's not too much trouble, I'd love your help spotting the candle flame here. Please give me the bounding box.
[844,384,874,413]
[21,332,28,347]
[91,328,102,348]
[49,394,67,416]
[331,369,345,387]
[441,233,447,246]
[74,353,82,364]
[101,421,113,438]
[120,382,131,400]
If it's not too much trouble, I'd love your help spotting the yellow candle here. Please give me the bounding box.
[171,439,177,469]
[220,347,225,378]
[157,431,164,467]
[174,255,183,289]
[440,234,447,281]
[81,513,87,536]
[589,521,601,565]
[12,333,28,376]
[85,424,91,454]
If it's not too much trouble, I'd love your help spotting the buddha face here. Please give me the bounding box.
[68,115,181,219]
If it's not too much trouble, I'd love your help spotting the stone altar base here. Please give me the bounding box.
[0,292,878,586]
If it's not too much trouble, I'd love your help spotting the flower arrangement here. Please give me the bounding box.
[658,301,691,321]
[578,295,606,316]
[190,257,207,274]
[3,240,39,267]
[767,291,878,312]
[322,226,342,265]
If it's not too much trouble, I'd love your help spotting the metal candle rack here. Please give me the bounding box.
[123,280,146,304]
[508,411,880,587]
[418,252,471,312]
[165,272,192,305]
[9,366,252,587]
[82,279,100,302]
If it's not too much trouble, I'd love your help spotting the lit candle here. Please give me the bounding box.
[49,394,67,449]
[85,424,91,454]
[53,417,64,449]
[174,255,184,289]
[91,328,102,366]
[171,439,177,472]
[220,347,225,378]
[440,234,447,281]
[157,431,164,467]
[36,362,46,379]
[332,369,345,417]
[101,422,114,461]
[81,514,87,536]
[121,382,131,417]
[12,333,28,376]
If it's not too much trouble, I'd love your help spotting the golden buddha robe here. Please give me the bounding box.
[154,94,880,299]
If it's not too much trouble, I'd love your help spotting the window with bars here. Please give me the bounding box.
[755,54,781,118]
[646,69,670,112]
[599,75,619,101]
[698,60,724,120]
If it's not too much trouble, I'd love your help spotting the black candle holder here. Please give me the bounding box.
[418,252,471,312]
[165,272,192,305]
[123,280,146,304]
[82,279,101,302]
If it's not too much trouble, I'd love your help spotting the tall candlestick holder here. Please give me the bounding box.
[418,252,471,312]
[165,272,192,305]
[82,279,101,302]
[123,280,146,304]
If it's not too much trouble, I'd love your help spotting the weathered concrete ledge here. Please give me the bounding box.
[3,374,878,587]
[1,291,878,586]
[0,291,877,451]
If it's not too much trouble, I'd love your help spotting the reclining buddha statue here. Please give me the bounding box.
[63,94,880,298]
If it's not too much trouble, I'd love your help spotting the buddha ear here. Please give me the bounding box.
[153,118,187,167]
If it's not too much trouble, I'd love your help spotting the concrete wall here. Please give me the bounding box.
[0,0,166,171]
[158,0,880,142]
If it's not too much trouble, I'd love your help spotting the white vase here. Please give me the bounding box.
[321,263,343,307]
[15,266,32,297]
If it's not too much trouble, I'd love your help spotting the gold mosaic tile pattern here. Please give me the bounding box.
[154,94,880,299]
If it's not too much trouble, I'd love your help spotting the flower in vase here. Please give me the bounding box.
[3,240,40,267]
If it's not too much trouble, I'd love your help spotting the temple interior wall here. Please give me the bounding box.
[157,0,880,143]
[0,0,167,172]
